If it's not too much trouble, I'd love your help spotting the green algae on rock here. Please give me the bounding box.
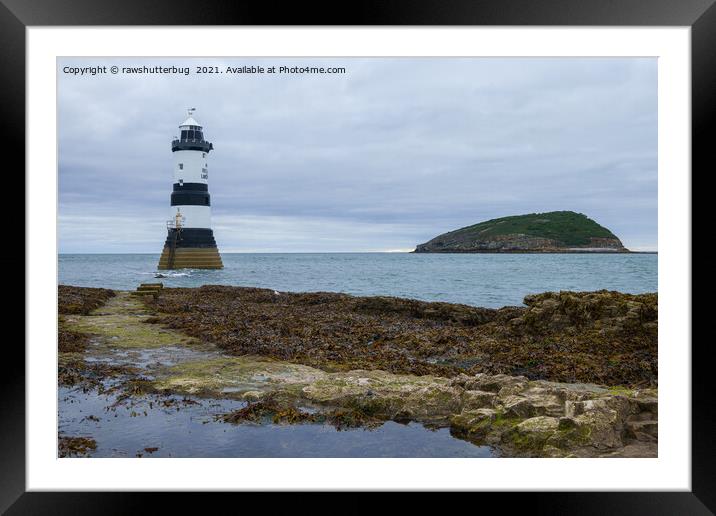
[152,355,327,398]
[58,321,91,353]
[445,374,657,457]
[62,293,201,350]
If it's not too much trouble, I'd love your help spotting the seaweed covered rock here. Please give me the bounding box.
[59,285,116,315]
[58,286,116,362]
[145,286,657,387]
[512,290,657,336]
[147,285,502,378]
[58,435,97,457]
[476,290,658,385]
[354,296,498,326]
[58,324,90,353]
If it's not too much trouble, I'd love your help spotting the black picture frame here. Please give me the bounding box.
[5,0,710,512]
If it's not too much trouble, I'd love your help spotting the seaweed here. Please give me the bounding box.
[145,286,657,387]
[58,435,97,457]
[58,320,91,353]
[58,285,116,315]
[217,395,320,425]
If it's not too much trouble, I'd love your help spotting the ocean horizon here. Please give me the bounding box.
[59,252,657,308]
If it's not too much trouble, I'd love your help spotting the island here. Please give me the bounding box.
[413,211,628,253]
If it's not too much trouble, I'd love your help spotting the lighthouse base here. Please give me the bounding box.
[158,246,223,269]
[157,228,223,270]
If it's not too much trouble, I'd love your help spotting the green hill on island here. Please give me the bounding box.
[414,211,628,253]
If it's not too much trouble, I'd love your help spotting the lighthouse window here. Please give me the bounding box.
[187,130,195,139]
[181,130,188,140]
[178,163,183,170]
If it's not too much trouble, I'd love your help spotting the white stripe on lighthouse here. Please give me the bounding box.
[173,150,209,184]
[169,205,211,229]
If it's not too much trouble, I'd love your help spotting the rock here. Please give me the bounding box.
[449,373,473,388]
[504,416,560,451]
[516,416,560,433]
[521,387,564,417]
[541,445,573,458]
[497,382,529,397]
[450,408,498,436]
[502,396,536,418]
[625,420,658,442]
[627,410,656,422]
[562,395,640,449]
[462,390,497,409]
[569,396,633,420]
[558,416,578,430]
[573,411,622,449]
[634,397,658,416]
[302,369,463,420]
[546,421,592,450]
[499,388,563,419]
[605,442,658,458]
[472,374,528,393]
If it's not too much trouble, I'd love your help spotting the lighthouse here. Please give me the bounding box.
[157,109,223,269]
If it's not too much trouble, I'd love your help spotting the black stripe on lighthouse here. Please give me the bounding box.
[173,182,208,192]
[171,192,211,206]
[164,228,218,248]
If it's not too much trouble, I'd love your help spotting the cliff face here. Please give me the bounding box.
[414,211,628,253]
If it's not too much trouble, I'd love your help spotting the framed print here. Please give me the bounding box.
[6,0,712,511]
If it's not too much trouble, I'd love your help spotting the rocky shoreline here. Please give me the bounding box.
[411,248,632,254]
[58,285,658,458]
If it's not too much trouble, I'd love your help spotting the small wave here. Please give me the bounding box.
[153,271,191,278]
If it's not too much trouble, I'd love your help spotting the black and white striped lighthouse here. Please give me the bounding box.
[158,109,223,269]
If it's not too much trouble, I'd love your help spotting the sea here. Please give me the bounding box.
[59,252,657,308]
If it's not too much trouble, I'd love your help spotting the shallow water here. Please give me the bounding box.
[59,252,657,308]
[58,387,494,458]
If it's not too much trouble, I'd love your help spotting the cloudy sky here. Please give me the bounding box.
[58,57,657,253]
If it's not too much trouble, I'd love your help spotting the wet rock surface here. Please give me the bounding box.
[58,287,658,458]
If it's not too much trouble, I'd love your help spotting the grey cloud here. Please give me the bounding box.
[58,57,657,253]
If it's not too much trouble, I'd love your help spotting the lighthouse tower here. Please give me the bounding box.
[157,109,223,269]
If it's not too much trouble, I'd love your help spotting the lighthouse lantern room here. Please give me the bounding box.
[157,109,223,269]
